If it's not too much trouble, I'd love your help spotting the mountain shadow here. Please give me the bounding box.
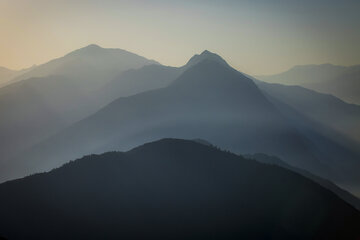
[0,139,359,240]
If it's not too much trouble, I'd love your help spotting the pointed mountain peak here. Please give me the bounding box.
[171,54,253,92]
[200,50,218,56]
[200,49,212,55]
[185,50,229,68]
[65,44,105,57]
[85,44,101,49]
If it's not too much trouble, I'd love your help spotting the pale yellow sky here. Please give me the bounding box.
[0,0,359,75]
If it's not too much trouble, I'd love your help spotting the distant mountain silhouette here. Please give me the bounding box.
[254,80,360,146]
[185,50,229,68]
[192,138,360,209]
[4,54,360,194]
[0,139,359,239]
[247,153,360,210]
[10,44,158,87]
[0,45,156,163]
[257,64,360,104]
[88,50,226,110]
[0,65,34,88]
[87,64,183,112]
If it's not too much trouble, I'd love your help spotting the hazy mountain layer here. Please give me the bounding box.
[247,153,360,209]
[193,138,360,209]
[0,66,34,88]
[9,44,158,88]
[0,139,359,239]
[84,64,183,114]
[257,64,360,104]
[86,49,224,110]
[0,45,156,162]
[255,80,360,145]
[4,55,360,192]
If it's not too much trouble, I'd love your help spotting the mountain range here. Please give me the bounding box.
[1,44,360,239]
[0,46,359,198]
[248,153,360,210]
[257,64,360,105]
[193,138,360,210]
[254,80,360,145]
[0,45,157,162]
[0,139,359,239]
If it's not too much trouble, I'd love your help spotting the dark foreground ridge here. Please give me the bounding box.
[0,138,359,239]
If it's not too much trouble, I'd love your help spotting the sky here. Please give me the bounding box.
[0,0,359,75]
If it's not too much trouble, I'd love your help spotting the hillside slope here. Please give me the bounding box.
[0,139,359,239]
